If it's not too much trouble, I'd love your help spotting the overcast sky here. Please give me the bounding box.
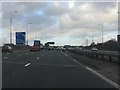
[1,1,119,46]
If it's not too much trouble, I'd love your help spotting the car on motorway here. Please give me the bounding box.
[2,45,13,53]
[62,47,66,51]
[92,47,98,51]
[56,47,60,51]
[48,47,54,50]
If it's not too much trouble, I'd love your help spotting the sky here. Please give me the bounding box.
[1,0,119,46]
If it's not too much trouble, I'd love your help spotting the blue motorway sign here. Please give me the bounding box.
[16,32,26,45]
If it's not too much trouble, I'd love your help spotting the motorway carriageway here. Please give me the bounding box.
[2,50,119,88]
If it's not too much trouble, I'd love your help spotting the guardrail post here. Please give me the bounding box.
[117,35,120,64]
[109,56,112,61]
[96,54,98,58]
[83,51,85,56]
[101,55,104,60]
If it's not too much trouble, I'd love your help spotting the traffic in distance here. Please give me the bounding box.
[2,43,98,53]
[2,2,119,88]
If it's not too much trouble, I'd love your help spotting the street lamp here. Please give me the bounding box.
[10,10,17,44]
[99,24,104,43]
[99,24,104,49]
[92,32,94,43]
[86,39,88,46]
[26,22,31,46]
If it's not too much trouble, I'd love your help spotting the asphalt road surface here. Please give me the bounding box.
[2,50,117,88]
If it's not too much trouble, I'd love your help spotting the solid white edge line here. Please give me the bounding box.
[61,51,119,88]
[85,67,119,88]
[25,63,31,67]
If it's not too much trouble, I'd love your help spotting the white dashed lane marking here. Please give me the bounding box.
[41,52,49,56]
[26,53,29,55]
[24,63,31,67]
[18,54,21,56]
[36,57,39,60]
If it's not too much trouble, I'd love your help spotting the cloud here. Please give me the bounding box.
[1,1,118,46]
[44,2,70,16]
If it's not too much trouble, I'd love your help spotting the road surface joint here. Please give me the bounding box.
[3,57,8,60]
[31,63,77,67]
[41,51,49,56]
[18,54,21,56]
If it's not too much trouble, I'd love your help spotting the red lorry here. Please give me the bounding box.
[30,40,41,51]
